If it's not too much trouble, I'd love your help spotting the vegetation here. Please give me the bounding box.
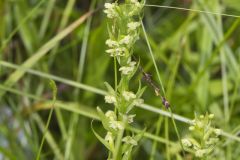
[1,0,240,159]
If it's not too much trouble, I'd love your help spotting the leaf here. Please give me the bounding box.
[91,121,113,152]
[136,86,146,98]
[129,59,141,79]
[122,139,133,155]
[122,128,146,159]
[134,127,146,142]
[104,82,116,95]
[96,107,117,134]
[122,146,133,160]
[126,80,146,113]
[0,11,93,99]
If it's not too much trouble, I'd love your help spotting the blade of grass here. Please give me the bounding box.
[39,0,56,39]
[196,24,212,111]
[188,17,240,94]
[0,146,17,160]
[1,84,240,142]
[144,4,240,18]
[36,80,57,160]
[0,61,106,95]
[149,116,163,160]
[14,1,40,54]
[150,49,182,159]
[48,0,76,65]
[65,1,96,160]
[46,1,77,154]
[195,0,240,132]
[33,114,64,160]
[0,0,46,52]
[0,11,93,99]
[196,1,240,77]
[141,19,186,158]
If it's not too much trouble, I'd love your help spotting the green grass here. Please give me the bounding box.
[1,0,240,159]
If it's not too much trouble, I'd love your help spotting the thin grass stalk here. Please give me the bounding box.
[0,0,46,52]
[64,1,96,159]
[144,4,240,18]
[0,11,93,99]
[36,80,57,160]
[48,0,76,66]
[1,83,240,143]
[141,19,186,158]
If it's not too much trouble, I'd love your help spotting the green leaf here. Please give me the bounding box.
[136,86,146,98]
[125,80,146,113]
[129,59,141,79]
[122,146,133,160]
[122,128,145,159]
[91,121,113,152]
[0,11,92,99]
[134,127,146,142]
[122,139,133,155]
[104,82,116,95]
[96,107,117,134]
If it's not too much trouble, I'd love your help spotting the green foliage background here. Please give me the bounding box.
[0,0,240,159]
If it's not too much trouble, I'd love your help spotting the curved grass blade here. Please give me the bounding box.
[91,121,113,152]
[0,10,93,99]
[35,80,57,160]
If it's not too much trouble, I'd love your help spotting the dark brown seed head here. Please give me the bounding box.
[162,97,170,109]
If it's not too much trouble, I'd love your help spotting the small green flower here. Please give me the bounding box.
[182,113,221,158]
[130,0,138,3]
[105,110,117,121]
[105,132,114,143]
[106,47,127,57]
[106,39,119,48]
[127,22,141,31]
[196,121,204,129]
[119,35,133,45]
[209,114,214,119]
[214,129,221,136]
[195,149,208,158]
[119,61,136,75]
[200,115,204,119]
[181,138,192,147]
[122,136,138,146]
[122,91,136,101]
[189,126,195,131]
[104,3,118,18]
[105,95,117,104]
[133,98,144,106]
[109,120,124,130]
[126,114,136,123]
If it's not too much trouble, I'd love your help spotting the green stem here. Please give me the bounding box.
[165,117,170,160]
[149,116,163,160]
[0,0,46,52]
[169,108,186,157]
[140,20,165,95]
[35,105,55,160]
[114,56,118,114]
[141,19,186,158]
[113,127,125,160]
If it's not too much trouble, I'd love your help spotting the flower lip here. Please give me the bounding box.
[127,22,141,31]
[122,91,136,101]
[105,95,117,104]
[122,136,138,146]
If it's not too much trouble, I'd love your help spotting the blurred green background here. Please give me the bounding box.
[1,0,240,159]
